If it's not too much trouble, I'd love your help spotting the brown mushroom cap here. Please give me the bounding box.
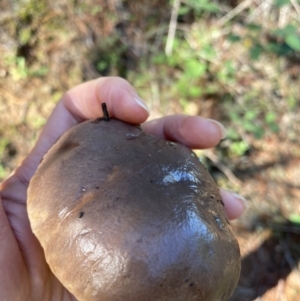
[27,118,240,301]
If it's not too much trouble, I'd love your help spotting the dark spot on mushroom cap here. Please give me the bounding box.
[27,118,241,301]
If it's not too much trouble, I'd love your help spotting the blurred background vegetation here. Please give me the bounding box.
[1,0,300,300]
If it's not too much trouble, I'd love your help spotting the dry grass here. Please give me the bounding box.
[1,0,300,300]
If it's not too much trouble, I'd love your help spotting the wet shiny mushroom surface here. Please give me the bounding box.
[27,118,241,301]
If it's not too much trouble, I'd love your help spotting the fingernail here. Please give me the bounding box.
[208,119,227,139]
[232,192,248,210]
[133,96,149,113]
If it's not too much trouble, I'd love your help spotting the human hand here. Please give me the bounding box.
[0,77,246,301]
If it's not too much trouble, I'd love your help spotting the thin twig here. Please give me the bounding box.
[290,0,300,20]
[280,239,300,281]
[150,68,161,109]
[278,5,291,28]
[282,243,296,269]
[101,103,110,121]
[218,0,253,26]
[275,279,287,301]
[165,0,181,56]
[246,0,273,23]
[204,150,242,187]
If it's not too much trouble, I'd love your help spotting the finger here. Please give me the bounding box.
[142,115,227,149]
[0,196,30,297]
[13,77,149,184]
[220,189,247,220]
[63,76,149,122]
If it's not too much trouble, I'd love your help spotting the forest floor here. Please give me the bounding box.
[1,1,300,300]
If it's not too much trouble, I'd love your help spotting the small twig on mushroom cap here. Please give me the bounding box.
[102,103,110,121]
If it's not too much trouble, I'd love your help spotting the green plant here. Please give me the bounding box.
[4,54,49,80]
[289,214,300,224]
[91,34,128,77]
[10,56,29,80]
[229,140,250,157]
[0,138,10,180]
[223,104,280,157]
[227,21,300,60]
[151,26,235,105]
[228,107,279,137]
[178,0,219,15]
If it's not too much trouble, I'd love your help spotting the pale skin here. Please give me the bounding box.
[0,77,246,301]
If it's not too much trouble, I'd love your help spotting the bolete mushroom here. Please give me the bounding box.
[27,105,240,301]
